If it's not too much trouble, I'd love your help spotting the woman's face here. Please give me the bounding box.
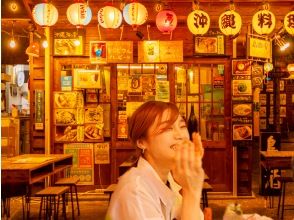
[141,109,189,168]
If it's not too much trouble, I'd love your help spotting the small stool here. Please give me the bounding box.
[275,176,294,220]
[35,186,69,220]
[55,177,80,219]
[104,184,117,202]
[202,182,213,209]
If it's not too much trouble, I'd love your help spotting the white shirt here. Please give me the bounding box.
[106,157,204,220]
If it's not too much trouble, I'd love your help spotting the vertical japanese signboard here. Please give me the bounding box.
[35,90,44,130]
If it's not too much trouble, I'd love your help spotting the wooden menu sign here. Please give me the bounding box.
[107,41,133,63]
[138,41,183,63]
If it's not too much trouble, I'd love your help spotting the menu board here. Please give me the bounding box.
[64,143,94,185]
[107,41,133,63]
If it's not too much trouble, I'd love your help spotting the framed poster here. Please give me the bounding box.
[53,29,85,56]
[138,41,160,63]
[194,35,224,56]
[232,80,252,96]
[233,124,253,140]
[107,41,133,63]
[64,143,94,185]
[89,41,107,64]
[73,69,101,89]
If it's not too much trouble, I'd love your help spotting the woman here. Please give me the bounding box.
[106,101,204,220]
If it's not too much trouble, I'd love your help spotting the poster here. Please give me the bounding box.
[89,41,107,64]
[64,143,94,185]
[94,142,110,164]
[138,41,160,63]
[107,41,133,63]
[155,80,170,102]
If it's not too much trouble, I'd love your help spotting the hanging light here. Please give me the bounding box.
[264,62,273,72]
[123,2,148,28]
[156,9,177,33]
[252,3,276,35]
[273,34,290,51]
[98,6,122,29]
[67,3,92,27]
[32,3,58,27]
[218,3,242,36]
[9,21,16,48]
[284,11,294,35]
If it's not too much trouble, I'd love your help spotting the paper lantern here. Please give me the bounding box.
[284,11,294,35]
[187,10,210,35]
[264,62,273,72]
[219,10,242,36]
[67,3,92,26]
[123,2,148,27]
[32,3,58,27]
[252,9,276,35]
[98,6,122,29]
[156,10,177,33]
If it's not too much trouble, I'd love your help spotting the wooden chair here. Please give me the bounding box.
[55,177,80,219]
[104,184,117,202]
[35,186,69,220]
[202,182,213,209]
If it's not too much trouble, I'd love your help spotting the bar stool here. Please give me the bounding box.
[55,177,80,219]
[275,176,294,220]
[35,186,69,220]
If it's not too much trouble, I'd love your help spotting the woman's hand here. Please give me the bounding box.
[171,132,204,195]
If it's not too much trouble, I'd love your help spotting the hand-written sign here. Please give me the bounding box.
[94,142,110,164]
[138,41,183,63]
[248,36,271,59]
[107,41,133,63]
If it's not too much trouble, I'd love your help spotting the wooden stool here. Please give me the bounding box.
[35,186,69,220]
[275,176,294,220]
[55,177,80,219]
[104,184,117,202]
[202,182,213,209]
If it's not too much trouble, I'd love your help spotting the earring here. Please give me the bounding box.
[142,148,145,154]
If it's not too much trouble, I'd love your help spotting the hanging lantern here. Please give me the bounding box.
[264,62,273,72]
[156,10,177,33]
[123,2,148,27]
[252,4,276,35]
[67,3,92,26]
[187,10,210,35]
[219,10,242,36]
[284,11,294,35]
[98,6,122,29]
[32,3,58,27]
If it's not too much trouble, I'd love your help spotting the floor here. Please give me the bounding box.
[3,141,294,220]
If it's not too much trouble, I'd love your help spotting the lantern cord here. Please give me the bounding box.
[120,25,124,41]
[170,31,173,40]
[97,24,102,40]
[147,25,150,40]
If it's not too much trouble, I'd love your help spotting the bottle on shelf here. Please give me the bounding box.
[187,104,198,140]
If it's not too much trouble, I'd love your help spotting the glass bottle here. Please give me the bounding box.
[187,104,198,140]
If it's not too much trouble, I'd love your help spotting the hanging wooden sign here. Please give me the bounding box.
[35,90,44,130]
[107,41,133,63]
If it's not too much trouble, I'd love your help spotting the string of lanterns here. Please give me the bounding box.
[31,1,294,37]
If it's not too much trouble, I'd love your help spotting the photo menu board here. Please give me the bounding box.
[231,60,253,143]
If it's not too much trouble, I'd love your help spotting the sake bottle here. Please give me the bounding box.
[187,104,198,140]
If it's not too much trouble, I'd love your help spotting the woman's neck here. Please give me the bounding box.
[144,155,170,183]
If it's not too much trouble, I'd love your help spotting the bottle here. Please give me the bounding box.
[187,104,198,140]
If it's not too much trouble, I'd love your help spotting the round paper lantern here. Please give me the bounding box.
[264,62,273,72]
[252,9,276,35]
[156,10,177,33]
[67,3,92,26]
[32,3,58,26]
[187,10,210,35]
[123,2,148,27]
[284,11,294,35]
[219,10,242,36]
[98,6,122,29]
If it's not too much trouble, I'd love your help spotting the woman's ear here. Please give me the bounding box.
[136,139,145,150]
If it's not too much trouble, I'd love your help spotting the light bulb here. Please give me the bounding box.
[74,39,80,46]
[42,40,48,48]
[9,39,16,48]
[280,42,290,51]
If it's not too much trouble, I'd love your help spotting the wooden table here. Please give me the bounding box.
[1,154,73,218]
[259,151,294,208]
[260,151,294,170]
